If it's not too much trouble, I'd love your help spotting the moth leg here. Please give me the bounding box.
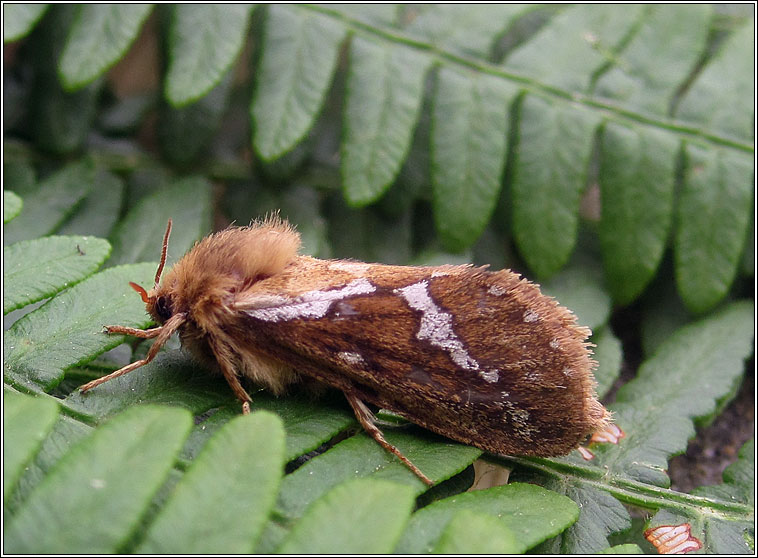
[103,325,162,338]
[208,337,253,413]
[344,391,434,486]
[81,313,186,393]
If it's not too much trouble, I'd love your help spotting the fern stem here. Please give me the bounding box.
[505,456,754,520]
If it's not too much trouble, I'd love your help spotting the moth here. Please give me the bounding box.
[81,217,610,485]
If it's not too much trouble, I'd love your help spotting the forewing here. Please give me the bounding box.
[233,257,603,456]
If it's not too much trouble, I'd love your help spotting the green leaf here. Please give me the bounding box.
[675,20,754,141]
[3,392,60,500]
[504,4,646,93]
[65,357,353,460]
[693,439,753,506]
[165,4,252,106]
[511,96,599,278]
[277,478,416,554]
[3,3,49,42]
[378,101,434,217]
[534,480,631,554]
[3,190,23,223]
[699,516,753,555]
[4,406,192,554]
[598,123,678,305]
[644,507,749,555]
[4,263,156,392]
[29,6,102,154]
[592,326,623,399]
[654,440,753,553]
[395,483,579,553]
[107,176,212,266]
[3,160,95,246]
[341,37,431,206]
[252,4,347,160]
[65,349,352,455]
[181,392,355,465]
[4,160,37,196]
[276,186,331,258]
[4,413,93,512]
[224,182,331,258]
[674,145,753,314]
[432,509,523,554]
[405,4,535,59]
[62,350,233,422]
[541,252,612,332]
[55,169,124,238]
[323,4,399,28]
[593,5,712,116]
[138,412,285,553]
[595,301,755,486]
[431,68,517,252]
[641,273,692,357]
[3,235,111,314]
[326,198,413,264]
[276,430,481,521]
[33,78,101,153]
[59,4,153,90]
[98,92,155,133]
[159,72,234,165]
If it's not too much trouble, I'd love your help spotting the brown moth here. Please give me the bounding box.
[81,217,610,485]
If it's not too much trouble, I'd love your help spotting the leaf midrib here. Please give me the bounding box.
[505,456,754,520]
[306,4,753,153]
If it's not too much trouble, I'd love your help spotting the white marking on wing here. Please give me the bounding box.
[523,309,539,323]
[396,280,498,384]
[246,278,375,322]
[487,284,506,296]
[396,281,479,371]
[337,351,366,366]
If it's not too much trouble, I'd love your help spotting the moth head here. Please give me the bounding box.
[129,219,177,325]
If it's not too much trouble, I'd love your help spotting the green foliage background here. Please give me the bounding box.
[3,4,754,554]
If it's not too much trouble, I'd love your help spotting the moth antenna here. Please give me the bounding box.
[154,218,172,287]
[129,282,150,304]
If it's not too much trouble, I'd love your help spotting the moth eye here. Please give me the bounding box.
[155,295,172,321]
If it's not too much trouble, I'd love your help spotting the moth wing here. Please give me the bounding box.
[233,258,605,456]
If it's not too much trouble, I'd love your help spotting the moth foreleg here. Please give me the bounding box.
[344,391,434,486]
[82,313,186,393]
[103,324,163,338]
[80,356,151,393]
